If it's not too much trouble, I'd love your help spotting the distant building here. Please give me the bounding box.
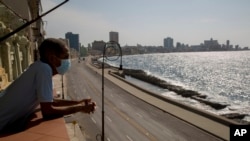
[204,38,219,46]
[226,40,230,47]
[204,38,221,51]
[164,37,174,49]
[92,40,106,54]
[109,31,119,43]
[65,32,80,51]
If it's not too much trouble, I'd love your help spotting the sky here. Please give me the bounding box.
[41,0,250,47]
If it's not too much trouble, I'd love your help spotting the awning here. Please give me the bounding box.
[0,0,68,42]
[0,0,31,20]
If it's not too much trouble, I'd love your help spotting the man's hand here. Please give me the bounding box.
[79,98,91,105]
[82,101,96,114]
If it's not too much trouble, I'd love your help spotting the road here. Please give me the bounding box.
[64,59,223,141]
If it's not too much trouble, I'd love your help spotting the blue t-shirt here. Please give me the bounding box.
[0,61,53,130]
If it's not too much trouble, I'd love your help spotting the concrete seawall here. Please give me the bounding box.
[109,71,240,127]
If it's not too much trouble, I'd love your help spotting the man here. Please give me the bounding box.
[0,38,96,132]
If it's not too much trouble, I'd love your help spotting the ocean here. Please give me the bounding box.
[106,51,250,122]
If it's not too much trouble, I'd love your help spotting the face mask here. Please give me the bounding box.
[56,59,71,75]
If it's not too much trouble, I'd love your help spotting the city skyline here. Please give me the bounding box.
[41,0,250,47]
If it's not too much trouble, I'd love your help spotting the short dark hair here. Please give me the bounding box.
[38,38,66,62]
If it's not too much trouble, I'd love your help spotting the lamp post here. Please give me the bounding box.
[61,75,64,99]
[100,41,122,141]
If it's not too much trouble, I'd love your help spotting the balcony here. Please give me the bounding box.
[0,75,84,141]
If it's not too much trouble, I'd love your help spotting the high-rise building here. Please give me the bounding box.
[109,31,119,43]
[65,32,80,51]
[226,40,230,48]
[164,37,174,48]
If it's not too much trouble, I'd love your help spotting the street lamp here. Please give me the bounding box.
[98,41,122,141]
[61,75,64,99]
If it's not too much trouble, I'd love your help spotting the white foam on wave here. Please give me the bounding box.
[126,74,250,122]
[161,91,215,111]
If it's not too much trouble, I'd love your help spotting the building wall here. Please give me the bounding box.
[0,1,43,90]
[91,40,105,55]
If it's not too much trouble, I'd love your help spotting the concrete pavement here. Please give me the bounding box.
[59,56,240,140]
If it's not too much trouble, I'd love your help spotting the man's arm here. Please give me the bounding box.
[52,98,91,106]
[40,100,96,119]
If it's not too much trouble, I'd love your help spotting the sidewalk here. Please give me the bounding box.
[52,75,85,141]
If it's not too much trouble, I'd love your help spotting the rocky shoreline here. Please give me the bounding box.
[114,68,249,124]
